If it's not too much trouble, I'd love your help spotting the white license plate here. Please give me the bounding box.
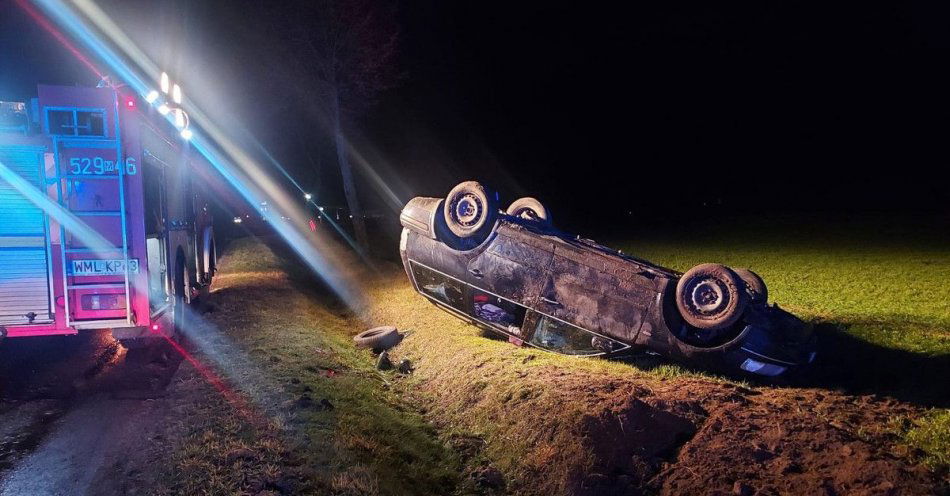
[70,259,140,276]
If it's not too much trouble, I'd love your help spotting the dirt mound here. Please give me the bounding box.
[367,274,945,496]
[554,381,941,496]
[655,388,937,496]
[573,396,698,495]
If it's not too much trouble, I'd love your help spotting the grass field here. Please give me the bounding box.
[611,218,949,468]
[158,240,466,495]
[161,221,948,494]
[615,229,950,356]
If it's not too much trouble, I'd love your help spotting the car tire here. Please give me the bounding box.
[676,263,748,331]
[443,181,498,240]
[734,268,768,304]
[354,326,403,351]
[506,197,552,225]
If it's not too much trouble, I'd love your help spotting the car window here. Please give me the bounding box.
[411,262,466,311]
[471,288,528,337]
[529,315,624,355]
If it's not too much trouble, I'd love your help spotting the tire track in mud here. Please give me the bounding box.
[0,329,181,494]
[0,400,70,476]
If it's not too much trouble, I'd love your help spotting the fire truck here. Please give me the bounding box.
[0,84,216,347]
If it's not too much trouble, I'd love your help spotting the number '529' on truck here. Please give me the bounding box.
[0,84,216,347]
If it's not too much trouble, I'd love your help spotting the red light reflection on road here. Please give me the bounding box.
[156,332,257,421]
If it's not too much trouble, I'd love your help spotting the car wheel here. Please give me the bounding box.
[733,268,768,304]
[443,181,498,239]
[506,197,552,225]
[354,326,403,351]
[675,263,748,331]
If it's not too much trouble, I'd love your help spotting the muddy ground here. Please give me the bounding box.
[0,329,191,495]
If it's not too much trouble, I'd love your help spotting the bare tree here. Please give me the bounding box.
[257,0,400,251]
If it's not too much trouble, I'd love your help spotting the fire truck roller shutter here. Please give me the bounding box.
[0,146,53,326]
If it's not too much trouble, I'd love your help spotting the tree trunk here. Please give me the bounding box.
[332,92,369,252]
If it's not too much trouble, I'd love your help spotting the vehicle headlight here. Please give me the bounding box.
[740,358,787,376]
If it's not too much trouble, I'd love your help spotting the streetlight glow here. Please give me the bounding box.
[172,84,182,104]
[174,109,185,128]
[145,90,159,103]
[180,128,193,140]
[157,104,169,115]
[304,193,312,200]
[160,72,169,93]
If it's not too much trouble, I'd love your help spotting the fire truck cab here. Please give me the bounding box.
[0,84,215,346]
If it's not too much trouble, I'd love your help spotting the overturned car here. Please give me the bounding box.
[398,181,816,378]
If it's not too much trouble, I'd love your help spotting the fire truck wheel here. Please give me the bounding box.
[354,326,403,352]
[195,284,212,313]
[173,261,187,338]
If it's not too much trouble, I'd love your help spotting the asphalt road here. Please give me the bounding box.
[0,330,184,495]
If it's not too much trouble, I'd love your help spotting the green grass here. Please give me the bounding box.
[906,409,950,469]
[611,220,949,468]
[164,238,463,495]
[178,227,949,493]
[616,235,950,355]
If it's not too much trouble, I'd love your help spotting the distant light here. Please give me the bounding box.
[180,128,193,140]
[233,216,243,224]
[151,323,160,332]
[349,215,354,219]
[304,193,312,200]
[174,109,185,128]
[160,72,169,94]
[172,84,182,104]
[318,206,324,211]
[157,104,170,115]
[125,97,135,108]
[145,90,159,103]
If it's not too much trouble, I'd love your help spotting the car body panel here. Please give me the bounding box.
[399,195,816,377]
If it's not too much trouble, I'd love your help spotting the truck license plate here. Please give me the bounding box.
[69,259,140,276]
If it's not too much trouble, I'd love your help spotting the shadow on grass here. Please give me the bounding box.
[796,323,950,408]
[609,324,950,407]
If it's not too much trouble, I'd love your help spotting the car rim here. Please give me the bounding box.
[453,193,483,227]
[688,277,729,316]
[514,207,537,220]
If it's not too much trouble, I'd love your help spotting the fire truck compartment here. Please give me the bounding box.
[0,146,54,326]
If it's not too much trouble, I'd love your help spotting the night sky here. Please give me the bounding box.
[2,0,948,233]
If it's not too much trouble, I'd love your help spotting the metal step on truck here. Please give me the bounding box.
[0,83,216,348]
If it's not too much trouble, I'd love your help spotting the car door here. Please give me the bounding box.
[465,230,554,305]
[537,242,658,343]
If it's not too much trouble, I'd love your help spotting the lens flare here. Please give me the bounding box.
[0,158,115,257]
[26,0,367,309]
